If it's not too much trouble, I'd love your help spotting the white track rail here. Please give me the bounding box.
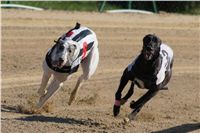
[0,4,43,11]
[106,9,154,14]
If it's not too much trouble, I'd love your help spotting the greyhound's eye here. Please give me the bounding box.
[146,47,153,51]
[59,45,65,50]
[68,48,72,53]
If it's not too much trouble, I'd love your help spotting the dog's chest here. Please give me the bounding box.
[134,58,156,79]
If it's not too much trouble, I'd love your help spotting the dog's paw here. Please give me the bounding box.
[123,112,137,124]
[128,112,137,121]
[113,105,120,117]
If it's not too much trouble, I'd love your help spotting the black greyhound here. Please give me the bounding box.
[113,34,174,121]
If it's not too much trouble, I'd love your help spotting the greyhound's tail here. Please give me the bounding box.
[75,22,81,29]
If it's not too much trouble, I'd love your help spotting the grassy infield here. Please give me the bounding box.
[2,1,200,14]
[2,1,118,12]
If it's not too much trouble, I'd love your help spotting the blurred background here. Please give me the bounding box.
[2,1,200,133]
[1,1,200,15]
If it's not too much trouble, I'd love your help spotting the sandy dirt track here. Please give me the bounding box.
[1,9,200,133]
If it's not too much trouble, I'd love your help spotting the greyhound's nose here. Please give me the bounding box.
[59,58,64,63]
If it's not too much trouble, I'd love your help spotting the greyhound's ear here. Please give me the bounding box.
[156,36,162,46]
[71,42,78,49]
[152,34,162,46]
[72,44,77,49]
[67,40,78,46]
[68,41,78,51]
[54,37,63,44]
[69,44,77,51]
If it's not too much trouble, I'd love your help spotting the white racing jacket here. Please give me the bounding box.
[46,23,96,74]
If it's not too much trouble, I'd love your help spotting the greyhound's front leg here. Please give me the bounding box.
[36,78,63,109]
[68,75,84,105]
[38,72,51,97]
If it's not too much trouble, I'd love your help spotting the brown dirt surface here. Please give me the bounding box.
[1,9,200,133]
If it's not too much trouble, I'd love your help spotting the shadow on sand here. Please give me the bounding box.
[16,115,101,127]
[2,104,102,127]
[152,123,200,133]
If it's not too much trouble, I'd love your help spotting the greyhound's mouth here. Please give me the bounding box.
[143,50,154,61]
[52,61,64,68]
[144,53,153,60]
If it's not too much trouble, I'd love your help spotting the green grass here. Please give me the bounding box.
[3,1,100,11]
[1,1,121,12]
[1,1,200,15]
[187,7,200,15]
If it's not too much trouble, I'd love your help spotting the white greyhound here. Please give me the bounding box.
[37,23,99,109]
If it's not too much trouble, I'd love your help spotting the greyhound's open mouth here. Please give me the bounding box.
[52,61,64,68]
[144,51,154,60]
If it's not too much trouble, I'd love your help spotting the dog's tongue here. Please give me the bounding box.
[58,62,64,68]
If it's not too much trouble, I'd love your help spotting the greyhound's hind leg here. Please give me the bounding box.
[68,75,84,105]
[68,46,99,105]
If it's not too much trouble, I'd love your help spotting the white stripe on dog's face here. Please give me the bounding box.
[51,39,78,68]
[67,44,77,64]
[51,40,69,68]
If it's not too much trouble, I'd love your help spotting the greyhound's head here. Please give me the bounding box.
[142,34,161,61]
[51,38,80,68]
